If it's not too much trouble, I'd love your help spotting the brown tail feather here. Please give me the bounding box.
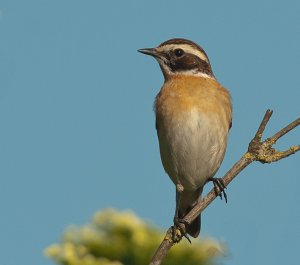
[178,188,202,238]
[186,214,201,238]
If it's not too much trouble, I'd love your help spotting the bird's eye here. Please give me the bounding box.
[174,48,184,57]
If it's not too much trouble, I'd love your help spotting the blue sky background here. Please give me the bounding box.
[0,1,299,265]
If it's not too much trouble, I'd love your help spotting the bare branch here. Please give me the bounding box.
[149,229,174,265]
[149,110,300,265]
[271,117,300,141]
[253,109,273,142]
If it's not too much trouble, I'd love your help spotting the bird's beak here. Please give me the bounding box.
[138,48,160,58]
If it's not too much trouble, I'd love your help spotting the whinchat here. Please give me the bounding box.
[139,38,232,238]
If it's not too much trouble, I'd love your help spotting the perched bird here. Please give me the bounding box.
[138,38,232,238]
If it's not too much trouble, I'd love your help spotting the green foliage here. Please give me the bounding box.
[45,209,226,265]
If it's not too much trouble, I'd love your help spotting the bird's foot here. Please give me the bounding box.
[172,217,191,243]
[207,177,228,203]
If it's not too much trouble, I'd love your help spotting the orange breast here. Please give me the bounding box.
[155,75,232,129]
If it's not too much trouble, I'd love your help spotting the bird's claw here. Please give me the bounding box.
[172,218,191,243]
[207,177,228,203]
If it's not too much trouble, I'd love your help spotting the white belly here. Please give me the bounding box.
[157,109,228,190]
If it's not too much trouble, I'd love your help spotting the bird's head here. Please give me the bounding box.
[138,38,214,80]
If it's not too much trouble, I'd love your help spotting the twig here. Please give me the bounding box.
[149,109,300,265]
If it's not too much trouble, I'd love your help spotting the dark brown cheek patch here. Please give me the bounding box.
[169,53,213,76]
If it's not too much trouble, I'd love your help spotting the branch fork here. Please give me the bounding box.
[149,109,300,265]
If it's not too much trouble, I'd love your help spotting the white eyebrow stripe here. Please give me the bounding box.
[157,44,209,63]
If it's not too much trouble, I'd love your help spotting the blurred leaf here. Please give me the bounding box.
[45,208,226,265]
